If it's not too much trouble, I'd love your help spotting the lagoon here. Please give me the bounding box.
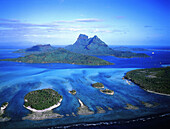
[0,48,170,129]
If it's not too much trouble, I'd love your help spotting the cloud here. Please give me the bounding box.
[91,29,112,33]
[0,18,102,31]
[47,27,87,32]
[144,25,152,28]
[24,34,59,38]
[55,18,103,23]
[0,22,59,29]
[0,18,20,22]
[0,18,111,41]
[75,18,103,22]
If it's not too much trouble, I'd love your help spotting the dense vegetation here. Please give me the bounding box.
[124,67,170,94]
[65,34,149,58]
[24,89,62,110]
[1,48,113,65]
[92,82,104,88]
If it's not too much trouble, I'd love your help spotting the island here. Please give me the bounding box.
[14,44,56,54]
[0,102,11,122]
[100,89,114,95]
[65,34,149,58]
[91,83,114,95]
[1,48,114,66]
[124,67,170,95]
[22,89,64,120]
[24,89,63,111]
[91,82,104,88]
[111,46,148,51]
[69,90,76,95]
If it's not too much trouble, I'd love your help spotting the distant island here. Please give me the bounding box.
[1,48,113,65]
[24,89,63,112]
[14,44,56,54]
[65,34,149,58]
[111,46,148,51]
[124,67,170,95]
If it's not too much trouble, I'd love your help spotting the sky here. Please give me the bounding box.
[0,0,170,46]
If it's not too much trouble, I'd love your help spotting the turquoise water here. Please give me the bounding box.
[0,49,170,129]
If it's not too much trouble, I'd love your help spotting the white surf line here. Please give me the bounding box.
[145,90,170,96]
[78,99,85,107]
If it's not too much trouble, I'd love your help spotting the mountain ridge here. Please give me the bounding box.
[65,34,149,58]
[14,44,56,54]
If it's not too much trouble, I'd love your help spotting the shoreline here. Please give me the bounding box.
[23,98,62,112]
[145,89,170,97]
[124,77,170,97]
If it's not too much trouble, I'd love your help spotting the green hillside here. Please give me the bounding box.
[125,67,170,94]
[1,48,114,65]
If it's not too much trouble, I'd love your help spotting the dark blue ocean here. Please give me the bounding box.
[0,46,170,129]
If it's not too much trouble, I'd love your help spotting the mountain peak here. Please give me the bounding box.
[93,35,98,38]
[73,34,107,47]
[65,34,149,57]
[65,34,110,54]
[35,44,51,47]
[88,35,107,46]
[75,34,89,46]
[26,44,54,52]
[78,34,88,39]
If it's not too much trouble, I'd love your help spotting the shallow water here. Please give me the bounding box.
[0,49,170,129]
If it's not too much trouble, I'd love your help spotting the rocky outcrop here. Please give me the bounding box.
[124,104,139,110]
[22,110,63,121]
[77,99,94,115]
